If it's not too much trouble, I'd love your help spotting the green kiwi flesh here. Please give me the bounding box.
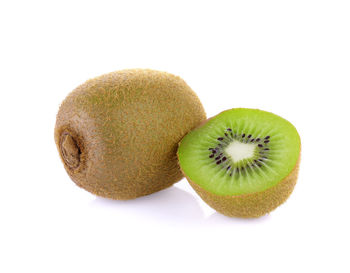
[177,108,301,218]
[55,69,206,200]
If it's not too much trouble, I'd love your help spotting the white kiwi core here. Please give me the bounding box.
[225,141,256,163]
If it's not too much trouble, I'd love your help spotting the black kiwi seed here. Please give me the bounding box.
[242,133,245,138]
[264,140,270,143]
[265,136,270,139]
[250,139,255,142]
[247,135,252,138]
[258,144,263,147]
[217,137,224,141]
[227,128,232,131]
[209,154,214,158]
[222,157,227,162]
[256,138,261,142]
[216,160,222,164]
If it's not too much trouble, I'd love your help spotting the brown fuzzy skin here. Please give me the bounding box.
[55,69,206,199]
[186,158,300,218]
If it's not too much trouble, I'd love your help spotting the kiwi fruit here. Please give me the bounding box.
[55,69,206,199]
[177,108,301,218]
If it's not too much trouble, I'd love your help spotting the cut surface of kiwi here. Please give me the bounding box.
[178,108,301,218]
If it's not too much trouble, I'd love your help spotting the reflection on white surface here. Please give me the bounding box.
[91,186,206,226]
[207,211,271,224]
[90,185,272,226]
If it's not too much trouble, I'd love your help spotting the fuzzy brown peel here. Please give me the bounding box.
[55,69,206,199]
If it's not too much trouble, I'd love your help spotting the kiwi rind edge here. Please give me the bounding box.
[184,157,300,218]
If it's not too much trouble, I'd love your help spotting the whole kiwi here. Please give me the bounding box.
[55,69,206,199]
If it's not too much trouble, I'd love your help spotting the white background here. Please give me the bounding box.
[1,1,349,272]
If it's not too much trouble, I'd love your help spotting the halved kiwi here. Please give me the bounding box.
[177,108,301,218]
